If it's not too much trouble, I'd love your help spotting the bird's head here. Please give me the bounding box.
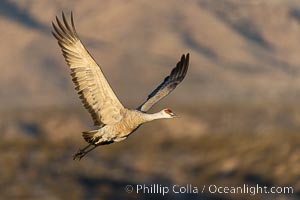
[160,109,179,118]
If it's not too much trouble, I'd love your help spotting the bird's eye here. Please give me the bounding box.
[164,109,172,114]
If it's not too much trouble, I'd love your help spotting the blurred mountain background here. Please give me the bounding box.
[0,0,300,199]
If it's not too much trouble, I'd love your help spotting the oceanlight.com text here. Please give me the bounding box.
[124,184,294,196]
[208,184,294,196]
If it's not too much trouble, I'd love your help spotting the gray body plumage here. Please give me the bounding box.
[83,110,148,144]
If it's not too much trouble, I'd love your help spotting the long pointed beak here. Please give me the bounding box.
[173,113,180,118]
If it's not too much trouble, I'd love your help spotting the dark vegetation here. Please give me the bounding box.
[1,104,299,200]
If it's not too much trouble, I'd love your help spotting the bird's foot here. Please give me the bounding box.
[73,148,87,161]
[73,144,97,161]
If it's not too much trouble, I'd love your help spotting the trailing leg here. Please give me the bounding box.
[73,144,97,160]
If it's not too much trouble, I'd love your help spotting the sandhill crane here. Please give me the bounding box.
[52,12,190,160]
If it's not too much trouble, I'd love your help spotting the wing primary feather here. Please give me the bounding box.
[52,22,64,41]
[70,12,79,37]
[137,53,190,112]
[62,12,74,37]
[55,16,68,36]
[51,30,60,41]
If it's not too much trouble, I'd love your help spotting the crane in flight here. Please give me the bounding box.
[52,12,190,160]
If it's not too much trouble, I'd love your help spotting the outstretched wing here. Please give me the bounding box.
[137,53,189,112]
[52,12,124,126]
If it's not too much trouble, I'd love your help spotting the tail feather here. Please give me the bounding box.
[82,130,114,146]
[82,130,98,143]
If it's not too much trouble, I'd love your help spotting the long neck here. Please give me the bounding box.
[143,112,166,122]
